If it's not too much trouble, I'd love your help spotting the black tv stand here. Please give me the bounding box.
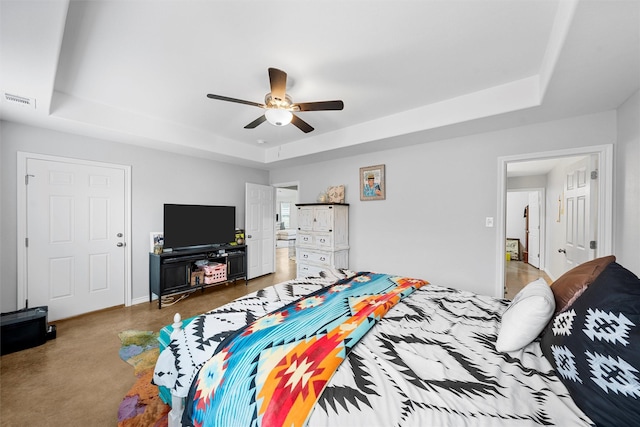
[149,244,247,309]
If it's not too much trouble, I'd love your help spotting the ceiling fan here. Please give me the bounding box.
[206,68,344,133]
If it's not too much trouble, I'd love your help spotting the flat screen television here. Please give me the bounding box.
[163,204,236,251]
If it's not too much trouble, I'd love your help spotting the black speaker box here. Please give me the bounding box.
[1,306,53,355]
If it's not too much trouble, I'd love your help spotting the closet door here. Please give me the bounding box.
[26,157,127,321]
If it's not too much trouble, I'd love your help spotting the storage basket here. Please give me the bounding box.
[202,262,227,284]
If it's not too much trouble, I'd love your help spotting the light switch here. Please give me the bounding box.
[485,217,494,227]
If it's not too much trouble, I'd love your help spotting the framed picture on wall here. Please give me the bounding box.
[360,164,385,201]
[150,232,164,254]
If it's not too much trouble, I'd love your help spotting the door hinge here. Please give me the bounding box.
[591,170,598,180]
[590,240,597,249]
[25,237,29,247]
[25,174,35,185]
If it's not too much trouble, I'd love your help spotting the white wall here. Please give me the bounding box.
[615,90,640,275]
[271,111,626,296]
[506,191,529,249]
[507,175,547,190]
[0,121,269,311]
[3,100,638,310]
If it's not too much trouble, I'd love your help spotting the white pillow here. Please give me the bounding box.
[496,278,555,352]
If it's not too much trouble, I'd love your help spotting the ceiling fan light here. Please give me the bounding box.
[265,109,293,126]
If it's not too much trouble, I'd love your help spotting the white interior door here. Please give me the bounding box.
[25,158,127,321]
[527,191,541,268]
[563,157,596,270]
[245,183,275,279]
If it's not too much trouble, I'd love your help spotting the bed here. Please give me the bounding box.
[153,257,640,427]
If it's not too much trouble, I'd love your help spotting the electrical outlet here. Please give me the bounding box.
[485,217,494,227]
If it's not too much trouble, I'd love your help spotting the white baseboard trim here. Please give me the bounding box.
[131,294,157,306]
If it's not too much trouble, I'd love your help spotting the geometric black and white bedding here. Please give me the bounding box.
[154,274,594,426]
[309,285,593,426]
[153,275,343,399]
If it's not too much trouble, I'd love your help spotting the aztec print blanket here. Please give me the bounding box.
[153,273,352,400]
[184,273,427,427]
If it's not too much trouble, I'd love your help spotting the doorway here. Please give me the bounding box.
[273,182,299,276]
[505,188,546,297]
[506,189,543,266]
[497,145,613,298]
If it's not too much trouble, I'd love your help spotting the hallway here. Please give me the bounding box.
[505,260,552,300]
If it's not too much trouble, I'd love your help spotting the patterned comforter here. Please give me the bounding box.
[153,274,343,399]
[186,273,426,427]
[154,272,593,427]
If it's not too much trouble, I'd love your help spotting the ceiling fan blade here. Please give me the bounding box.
[268,68,287,101]
[291,114,314,133]
[207,94,264,108]
[294,100,344,112]
[244,115,267,129]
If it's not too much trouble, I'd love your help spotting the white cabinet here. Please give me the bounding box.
[295,203,349,278]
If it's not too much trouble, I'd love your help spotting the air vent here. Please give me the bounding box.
[4,93,36,109]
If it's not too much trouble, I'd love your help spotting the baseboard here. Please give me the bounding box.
[131,295,157,306]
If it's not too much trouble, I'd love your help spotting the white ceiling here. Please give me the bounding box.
[1,0,638,170]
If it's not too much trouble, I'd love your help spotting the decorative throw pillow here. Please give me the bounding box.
[495,278,555,352]
[550,255,615,313]
[327,185,345,203]
[540,262,640,426]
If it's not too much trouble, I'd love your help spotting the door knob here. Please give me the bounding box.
[117,242,125,247]
[117,233,123,237]
[247,235,252,239]
[558,248,566,254]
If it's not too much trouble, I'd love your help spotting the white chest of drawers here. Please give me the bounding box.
[295,203,349,278]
